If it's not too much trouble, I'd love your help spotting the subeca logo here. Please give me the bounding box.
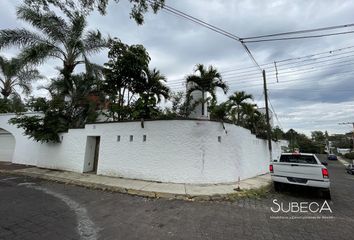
[271,199,332,213]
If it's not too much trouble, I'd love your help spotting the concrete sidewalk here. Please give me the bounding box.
[0,163,271,200]
[338,156,351,166]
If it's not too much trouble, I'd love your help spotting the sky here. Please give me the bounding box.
[1,0,354,135]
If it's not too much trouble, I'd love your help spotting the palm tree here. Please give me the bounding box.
[186,64,228,116]
[0,56,42,100]
[143,68,170,102]
[135,68,170,119]
[0,5,106,95]
[228,91,253,125]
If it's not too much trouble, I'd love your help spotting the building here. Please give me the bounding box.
[0,112,287,184]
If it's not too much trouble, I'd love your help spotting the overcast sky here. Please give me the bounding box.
[1,0,354,135]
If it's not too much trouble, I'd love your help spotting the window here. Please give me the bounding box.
[279,155,317,164]
[143,135,147,142]
[130,135,134,142]
[117,135,120,142]
[218,136,221,142]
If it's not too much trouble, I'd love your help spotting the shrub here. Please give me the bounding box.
[344,152,354,159]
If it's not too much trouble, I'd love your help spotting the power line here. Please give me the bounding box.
[240,42,262,72]
[154,1,241,41]
[213,68,354,90]
[222,57,354,80]
[241,23,354,40]
[243,30,354,43]
[275,45,354,64]
[242,30,354,43]
[167,45,354,83]
[168,59,354,88]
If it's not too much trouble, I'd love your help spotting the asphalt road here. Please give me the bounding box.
[1,155,353,240]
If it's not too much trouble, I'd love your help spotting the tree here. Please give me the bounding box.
[283,129,321,153]
[209,102,230,122]
[103,38,151,120]
[0,56,42,100]
[133,68,170,119]
[186,64,228,116]
[228,91,253,125]
[0,95,26,113]
[240,103,260,132]
[45,73,104,127]
[311,131,326,153]
[329,133,353,149]
[0,5,107,96]
[272,126,285,141]
[24,0,165,24]
[164,91,197,118]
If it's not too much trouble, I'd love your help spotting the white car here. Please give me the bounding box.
[270,153,331,199]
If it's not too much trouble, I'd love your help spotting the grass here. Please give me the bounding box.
[225,184,272,201]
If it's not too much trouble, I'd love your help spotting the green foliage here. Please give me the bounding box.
[0,96,26,113]
[186,64,228,116]
[207,91,269,138]
[272,126,284,141]
[311,130,327,153]
[164,91,197,118]
[9,73,102,142]
[0,55,42,100]
[228,91,253,125]
[344,152,354,159]
[9,112,68,143]
[0,5,107,89]
[23,0,165,24]
[103,39,169,120]
[328,133,353,149]
[209,102,230,122]
[283,129,322,153]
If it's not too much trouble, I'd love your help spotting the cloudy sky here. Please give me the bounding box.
[1,0,354,135]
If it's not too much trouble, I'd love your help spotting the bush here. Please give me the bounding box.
[344,152,354,159]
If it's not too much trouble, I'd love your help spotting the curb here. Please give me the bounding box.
[337,157,350,166]
[0,169,272,201]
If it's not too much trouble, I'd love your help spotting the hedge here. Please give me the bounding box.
[344,152,354,159]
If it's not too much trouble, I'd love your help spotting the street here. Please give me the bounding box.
[1,156,353,240]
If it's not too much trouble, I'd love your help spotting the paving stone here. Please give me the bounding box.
[0,156,353,240]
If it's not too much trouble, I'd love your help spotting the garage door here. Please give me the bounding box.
[0,133,15,162]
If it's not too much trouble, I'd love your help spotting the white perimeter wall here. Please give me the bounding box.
[0,113,285,184]
[0,113,86,172]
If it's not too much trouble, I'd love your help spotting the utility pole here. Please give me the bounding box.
[263,70,273,161]
[338,122,354,150]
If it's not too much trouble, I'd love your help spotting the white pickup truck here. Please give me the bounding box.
[270,153,331,199]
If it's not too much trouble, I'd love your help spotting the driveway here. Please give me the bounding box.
[0,156,353,240]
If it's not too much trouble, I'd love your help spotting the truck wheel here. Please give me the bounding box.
[274,182,282,192]
[322,190,331,200]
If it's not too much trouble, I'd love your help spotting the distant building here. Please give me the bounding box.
[337,148,351,155]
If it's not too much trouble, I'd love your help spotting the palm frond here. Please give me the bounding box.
[66,12,87,51]
[17,5,68,42]
[83,30,107,55]
[18,43,60,65]
[0,28,48,49]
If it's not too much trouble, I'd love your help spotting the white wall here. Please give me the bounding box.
[85,120,283,184]
[0,113,285,184]
[0,129,15,162]
[0,113,86,172]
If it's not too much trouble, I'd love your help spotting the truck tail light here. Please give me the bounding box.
[269,164,274,173]
[322,168,329,178]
